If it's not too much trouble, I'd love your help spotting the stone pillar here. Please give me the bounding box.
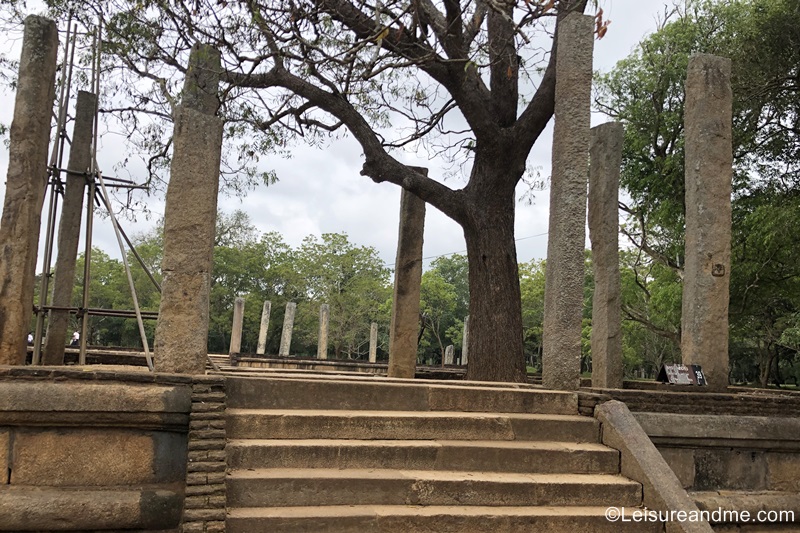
[229,297,245,355]
[42,91,97,365]
[317,303,329,359]
[256,300,271,355]
[0,16,59,366]
[444,345,454,365]
[461,316,470,365]
[279,302,296,357]
[589,122,625,389]
[153,44,223,374]
[368,322,378,363]
[682,54,733,392]
[388,185,426,379]
[542,13,594,391]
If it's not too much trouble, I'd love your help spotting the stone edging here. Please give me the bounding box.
[182,376,227,533]
[596,400,714,533]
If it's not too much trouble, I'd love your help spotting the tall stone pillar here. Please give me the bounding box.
[279,302,296,357]
[153,44,223,374]
[42,91,97,365]
[444,345,454,365]
[229,297,245,355]
[461,316,470,365]
[256,300,271,355]
[542,13,594,391]
[318,303,329,359]
[682,54,733,392]
[589,122,625,389]
[388,186,426,379]
[0,16,59,366]
[369,322,378,363]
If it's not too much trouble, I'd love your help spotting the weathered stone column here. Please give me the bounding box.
[369,322,378,363]
[589,122,625,389]
[229,297,245,355]
[153,44,223,374]
[0,16,59,366]
[682,54,733,392]
[317,303,329,359]
[42,91,97,365]
[279,302,296,357]
[542,13,594,391]
[256,300,271,355]
[444,345,454,365]
[461,316,470,365]
[388,186,426,379]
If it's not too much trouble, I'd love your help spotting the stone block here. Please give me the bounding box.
[767,452,800,492]
[0,381,191,415]
[694,449,767,491]
[0,487,181,530]
[10,428,185,486]
[658,446,696,489]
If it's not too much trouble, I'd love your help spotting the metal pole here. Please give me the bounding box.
[95,189,161,292]
[78,180,94,365]
[96,172,154,371]
[79,20,101,366]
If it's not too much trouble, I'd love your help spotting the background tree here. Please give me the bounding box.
[2,0,598,382]
[293,233,391,358]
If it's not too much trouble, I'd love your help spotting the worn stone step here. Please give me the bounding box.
[225,375,577,414]
[226,468,642,508]
[225,408,600,442]
[226,439,619,474]
[226,505,662,533]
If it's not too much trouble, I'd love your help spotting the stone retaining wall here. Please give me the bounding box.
[581,388,800,531]
[0,366,226,532]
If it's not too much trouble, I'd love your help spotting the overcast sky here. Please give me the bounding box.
[0,1,677,273]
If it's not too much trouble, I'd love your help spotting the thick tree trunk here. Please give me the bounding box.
[463,196,527,383]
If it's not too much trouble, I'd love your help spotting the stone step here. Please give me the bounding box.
[226,439,619,474]
[226,468,642,508]
[226,409,599,442]
[226,505,662,533]
[225,375,577,414]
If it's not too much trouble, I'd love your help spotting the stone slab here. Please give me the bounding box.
[0,487,182,530]
[0,381,191,413]
[227,469,642,508]
[658,446,696,489]
[10,428,185,486]
[767,452,800,492]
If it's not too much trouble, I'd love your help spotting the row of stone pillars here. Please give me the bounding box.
[543,14,732,392]
[225,297,470,365]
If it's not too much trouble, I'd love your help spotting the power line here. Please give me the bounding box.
[420,231,549,262]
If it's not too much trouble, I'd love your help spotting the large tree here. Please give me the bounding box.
[5,0,595,381]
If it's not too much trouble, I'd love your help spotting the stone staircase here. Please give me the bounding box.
[224,374,660,532]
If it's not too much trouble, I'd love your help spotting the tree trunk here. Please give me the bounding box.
[463,197,527,383]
